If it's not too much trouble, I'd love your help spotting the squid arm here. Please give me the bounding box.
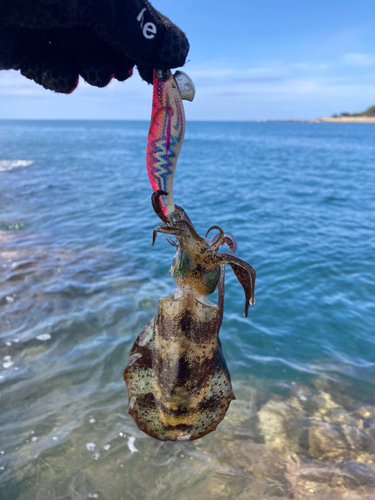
[208,252,256,317]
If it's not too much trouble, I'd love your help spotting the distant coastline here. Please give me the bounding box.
[263,118,375,123]
[317,116,375,123]
[322,104,375,122]
[264,105,375,123]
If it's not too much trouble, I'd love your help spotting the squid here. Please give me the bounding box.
[124,69,256,441]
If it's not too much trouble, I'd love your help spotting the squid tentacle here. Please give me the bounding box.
[151,225,187,246]
[208,252,256,316]
[205,231,238,255]
[152,191,195,229]
[174,204,194,225]
[151,190,170,225]
[228,263,255,318]
[173,220,205,243]
[216,265,225,332]
[222,232,238,254]
[165,237,178,247]
[205,225,224,251]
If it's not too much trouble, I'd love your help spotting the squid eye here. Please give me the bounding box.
[156,69,170,81]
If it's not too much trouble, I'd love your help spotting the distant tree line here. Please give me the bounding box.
[332,105,375,118]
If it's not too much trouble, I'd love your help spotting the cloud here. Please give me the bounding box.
[186,59,337,91]
[0,70,44,96]
[342,53,375,67]
[0,68,149,95]
[233,76,285,84]
[1,57,374,120]
[290,62,329,71]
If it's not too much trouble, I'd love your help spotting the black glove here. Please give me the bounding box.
[0,0,189,93]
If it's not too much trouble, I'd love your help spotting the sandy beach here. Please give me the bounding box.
[318,116,375,123]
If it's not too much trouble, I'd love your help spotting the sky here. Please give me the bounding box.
[0,0,374,120]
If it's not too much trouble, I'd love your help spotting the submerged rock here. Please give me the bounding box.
[308,391,370,458]
[308,422,349,459]
[258,398,306,454]
[338,459,375,488]
[252,381,375,497]
[285,455,375,499]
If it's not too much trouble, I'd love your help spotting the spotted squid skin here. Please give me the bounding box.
[124,288,235,442]
[146,69,185,218]
[172,249,221,296]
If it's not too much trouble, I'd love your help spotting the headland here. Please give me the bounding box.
[318,105,375,123]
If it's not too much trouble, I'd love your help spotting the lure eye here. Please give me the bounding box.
[156,69,170,81]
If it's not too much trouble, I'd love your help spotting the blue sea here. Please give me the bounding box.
[1,120,375,499]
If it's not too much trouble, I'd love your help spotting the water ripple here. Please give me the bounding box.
[0,120,375,498]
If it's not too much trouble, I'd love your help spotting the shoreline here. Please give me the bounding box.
[317,116,375,123]
[263,117,375,123]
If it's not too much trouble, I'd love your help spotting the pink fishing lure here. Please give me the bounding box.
[146,69,185,218]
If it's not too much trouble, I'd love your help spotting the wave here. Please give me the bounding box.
[0,159,34,172]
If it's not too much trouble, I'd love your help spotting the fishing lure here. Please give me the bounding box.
[146,68,194,219]
[124,69,256,441]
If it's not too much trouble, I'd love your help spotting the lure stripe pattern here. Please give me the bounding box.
[146,69,185,217]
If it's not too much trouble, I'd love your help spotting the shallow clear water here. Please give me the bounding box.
[1,120,375,499]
